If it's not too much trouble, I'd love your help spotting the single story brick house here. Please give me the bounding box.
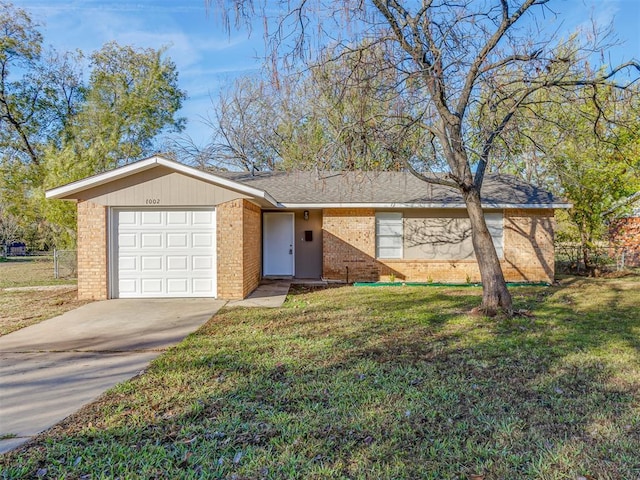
[46,155,569,300]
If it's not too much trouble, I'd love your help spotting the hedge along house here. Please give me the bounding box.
[46,155,570,300]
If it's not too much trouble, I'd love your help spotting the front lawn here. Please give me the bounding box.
[1,277,639,479]
[0,257,86,335]
[0,257,75,289]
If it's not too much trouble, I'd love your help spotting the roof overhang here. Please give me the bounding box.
[45,155,279,207]
[279,202,573,209]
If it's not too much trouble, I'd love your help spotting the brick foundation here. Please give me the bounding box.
[76,201,108,300]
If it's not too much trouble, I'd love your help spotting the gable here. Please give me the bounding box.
[46,156,278,207]
[72,168,251,207]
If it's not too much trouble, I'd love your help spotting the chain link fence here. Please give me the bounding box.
[53,249,77,279]
[555,243,637,275]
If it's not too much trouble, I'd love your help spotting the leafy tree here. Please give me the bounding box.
[213,0,639,314]
[494,81,640,272]
[1,2,187,248]
[0,2,85,249]
[477,46,640,272]
[0,0,44,167]
[41,42,187,247]
[0,200,21,250]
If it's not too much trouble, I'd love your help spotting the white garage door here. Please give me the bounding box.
[114,209,216,298]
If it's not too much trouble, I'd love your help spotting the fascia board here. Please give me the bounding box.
[279,202,572,209]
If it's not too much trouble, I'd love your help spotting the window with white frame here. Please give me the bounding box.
[376,212,403,259]
[385,211,504,261]
[484,212,504,259]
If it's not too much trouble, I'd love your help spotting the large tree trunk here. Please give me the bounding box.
[463,187,513,315]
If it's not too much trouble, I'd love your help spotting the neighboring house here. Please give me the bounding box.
[46,155,569,300]
[609,205,640,268]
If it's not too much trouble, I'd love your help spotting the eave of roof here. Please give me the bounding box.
[45,155,279,207]
[218,170,571,209]
[278,202,572,209]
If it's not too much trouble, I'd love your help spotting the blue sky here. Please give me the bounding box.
[12,0,640,147]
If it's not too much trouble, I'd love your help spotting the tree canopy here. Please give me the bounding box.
[208,0,639,313]
[0,1,187,248]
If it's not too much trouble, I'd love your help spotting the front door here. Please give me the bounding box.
[263,212,294,276]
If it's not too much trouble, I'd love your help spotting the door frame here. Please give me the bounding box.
[262,212,295,277]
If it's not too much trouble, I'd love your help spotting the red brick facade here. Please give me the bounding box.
[610,217,640,267]
[503,209,555,282]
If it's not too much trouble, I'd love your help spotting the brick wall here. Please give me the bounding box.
[217,199,262,299]
[610,217,640,267]
[322,209,378,282]
[322,208,556,283]
[77,200,108,300]
[242,201,262,297]
[503,209,555,283]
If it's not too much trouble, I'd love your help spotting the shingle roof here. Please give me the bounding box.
[215,170,567,208]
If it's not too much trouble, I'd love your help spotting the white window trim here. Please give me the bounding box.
[485,212,504,260]
[376,212,403,259]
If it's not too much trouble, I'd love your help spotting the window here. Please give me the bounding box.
[485,212,504,259]
[376,212,403,259]
[399,211,505,261]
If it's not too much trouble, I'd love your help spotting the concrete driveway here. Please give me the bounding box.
[0,298,225,454]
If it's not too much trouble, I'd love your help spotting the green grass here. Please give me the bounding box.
[1,277,639,479]
[0,256,75,288]
[0,256,85,335]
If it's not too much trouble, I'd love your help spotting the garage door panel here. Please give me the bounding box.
[141,256,163,271]
[119,233,137,248]
[192,256,213,270]
[167,278,188,294]
[167,211,188,225]
[119,256,137,271]
[115,209,216,298]
[192,211,214,225]
[192,278,214,294]
[167,256,188,271]
[119,211,136,224]
[167,233,188,248]
[141,278,163,294]
[119,278,138,295]
[141,211,162,224]
[141,233,163,248]
[192,233,214,247]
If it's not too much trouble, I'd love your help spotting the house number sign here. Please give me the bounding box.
[145,198,160,205]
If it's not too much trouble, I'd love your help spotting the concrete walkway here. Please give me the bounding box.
[227,280,292,308]
[0,298,225,454]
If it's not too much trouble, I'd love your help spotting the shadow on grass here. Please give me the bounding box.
[2,280,639,479]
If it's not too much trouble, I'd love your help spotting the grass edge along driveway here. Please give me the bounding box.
[1,277,639,479]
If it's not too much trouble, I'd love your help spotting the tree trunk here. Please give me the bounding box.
[463,187,513,315]
[579,223,594,276]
